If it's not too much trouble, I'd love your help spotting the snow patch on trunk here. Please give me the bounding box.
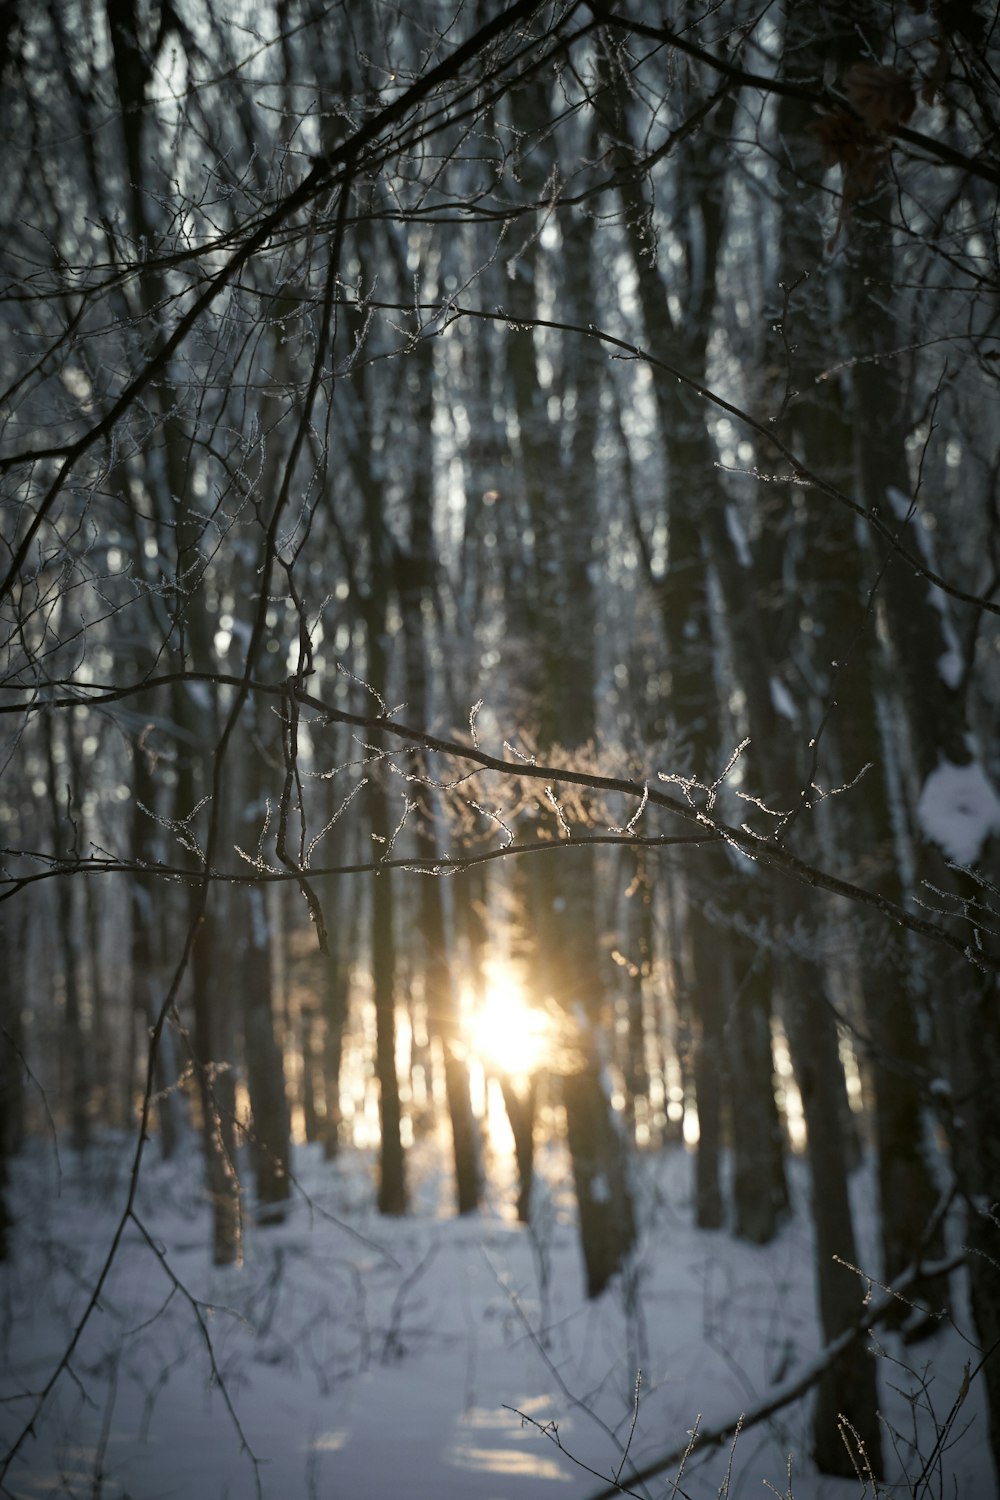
[917,759,1000,866]
[725,504,752,567]
[770,677,797,723]
[589,1172,610,1204]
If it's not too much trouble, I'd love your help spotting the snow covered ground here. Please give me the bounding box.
[1,1131,995,1499]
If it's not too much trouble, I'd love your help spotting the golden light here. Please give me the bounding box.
[464,981,550,1080]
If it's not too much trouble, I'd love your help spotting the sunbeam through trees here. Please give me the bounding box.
[1,1,999,1496]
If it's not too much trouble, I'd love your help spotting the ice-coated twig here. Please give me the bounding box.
[585,1238,967,1499]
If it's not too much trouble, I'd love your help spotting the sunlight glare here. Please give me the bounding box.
[465,982,549,1079]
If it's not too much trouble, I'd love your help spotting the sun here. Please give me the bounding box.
[465,982,550,1079]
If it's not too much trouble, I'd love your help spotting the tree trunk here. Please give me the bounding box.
[0,907,20,1260]
[689,900,726,1229]
[528,847,637,1296]
[299,1005,320,1145]
[191,905,242,1267]
[131,722,182,1157]
[499,1074,537,1225]
[363,608,406,1213]
[781,950,883,1477]
[727,935,789,1244]
[563,1057,637,1299]
[599,55,756,1233]
[844,197,1000,1447]
[41,712,88,1152]
[321,936,350,1161]
[370,844,406,1216]
[488,72,638,1290]
[242,887,291,1222]
[619,848,654,1145]
[395,334,481,1214]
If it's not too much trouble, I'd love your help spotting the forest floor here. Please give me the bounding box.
[0,1125,994,1500]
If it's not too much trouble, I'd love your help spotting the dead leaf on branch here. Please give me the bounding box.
[811,108,888,249]
[810,64,917,250]
[920,36,951,106]
[844,63,917,132]
[812,107,889,191]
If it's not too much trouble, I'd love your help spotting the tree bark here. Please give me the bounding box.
[396,328,481,1215]
[496,75,638,1291]
[241,887,291,1222]
[727,933,789,1244]
[321,913,350,1160]
[781,948,883,1476]
[369,767,407,1217]
[41,711,88,1153]
[190,905,242,1267]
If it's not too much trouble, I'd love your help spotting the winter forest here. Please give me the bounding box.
[1,0,999,1495]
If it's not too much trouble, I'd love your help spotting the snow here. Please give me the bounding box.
[917,758,1000,866]
[936,646,964,690]
[0,1136,995,1500]
[589,1173,610,1204]
[769,677,798,723]
[725,505,752,568]
[885,485,913,522]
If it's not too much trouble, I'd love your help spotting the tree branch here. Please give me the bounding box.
[1,671,996,972]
